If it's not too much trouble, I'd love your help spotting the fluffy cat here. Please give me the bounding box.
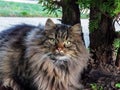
[0,19,89,90]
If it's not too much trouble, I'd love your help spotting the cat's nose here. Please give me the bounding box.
[56,48,64,55]
[55,42,64,55]
[57,47,62,51]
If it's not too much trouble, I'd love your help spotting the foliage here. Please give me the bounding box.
[78,0,116,16]
[39,0,62,17]
[114,0,120,16]
[89,13,101,32]
[39,0,91,18]
[98,0,115,16]
[115,83,120,88]
[113,38,120,54]
[38,0,120,18]
[77,0,90,9]
[77,0,120,32]
[90,83,103,90]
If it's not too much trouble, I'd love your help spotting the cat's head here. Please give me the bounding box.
[40,19,84,64]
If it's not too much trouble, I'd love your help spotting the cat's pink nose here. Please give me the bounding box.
[56,48,64,54]
[57,48,62,51]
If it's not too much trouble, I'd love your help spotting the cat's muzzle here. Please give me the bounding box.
[49,54,69,62]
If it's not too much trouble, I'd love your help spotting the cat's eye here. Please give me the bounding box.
[64,41,71,47]
[49,39,56,44]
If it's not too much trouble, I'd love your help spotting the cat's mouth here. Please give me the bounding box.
[49,54,69,62]
[46,54,69,70]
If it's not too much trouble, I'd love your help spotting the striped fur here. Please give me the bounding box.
[0,19,89,90]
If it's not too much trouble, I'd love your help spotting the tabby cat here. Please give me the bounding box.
[0,19,89,90]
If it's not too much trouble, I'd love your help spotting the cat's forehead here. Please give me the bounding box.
[55,24,71,32]
[52,24,71,39]
[56,24,70,29]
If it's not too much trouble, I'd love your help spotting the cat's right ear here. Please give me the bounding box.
[70,23,82,34]
[45,19,56,31]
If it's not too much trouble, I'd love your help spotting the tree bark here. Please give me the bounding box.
[89,3,116,73]
[61,0,80,25]
[115,16,120,69]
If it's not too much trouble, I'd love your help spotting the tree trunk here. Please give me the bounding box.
[115,18,120,70]
[61,0,80,25]
[89,4,116,73]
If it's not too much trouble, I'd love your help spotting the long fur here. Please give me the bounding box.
[0,19,89,90]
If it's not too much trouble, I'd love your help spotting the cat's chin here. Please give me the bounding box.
[50,54,69,61]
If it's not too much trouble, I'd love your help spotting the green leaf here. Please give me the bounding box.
[115,83,120,88]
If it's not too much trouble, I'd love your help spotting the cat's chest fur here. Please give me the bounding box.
[26,56,82,90]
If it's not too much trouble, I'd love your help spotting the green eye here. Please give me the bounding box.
[64,41,71,47]
[49,39,56,44]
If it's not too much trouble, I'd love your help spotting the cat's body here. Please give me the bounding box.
[0,19,89,90]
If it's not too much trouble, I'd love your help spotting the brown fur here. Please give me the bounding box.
[0,19,89,90]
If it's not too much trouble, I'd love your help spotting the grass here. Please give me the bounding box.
[0,1,62,17]
[0,1,88,18]
[90,83,103,90]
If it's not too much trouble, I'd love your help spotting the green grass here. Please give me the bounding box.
[0,1,62,17]
[81,13,89,19]
[0,1,89,18]
[90,83,103,90]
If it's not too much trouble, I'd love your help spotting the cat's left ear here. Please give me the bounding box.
[45,19,56,31]
[71,24,82,34]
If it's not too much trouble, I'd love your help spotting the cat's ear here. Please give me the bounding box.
[71,24,82,34]
[45,19,56,30]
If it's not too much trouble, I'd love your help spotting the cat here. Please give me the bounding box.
[0,19,89,90]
